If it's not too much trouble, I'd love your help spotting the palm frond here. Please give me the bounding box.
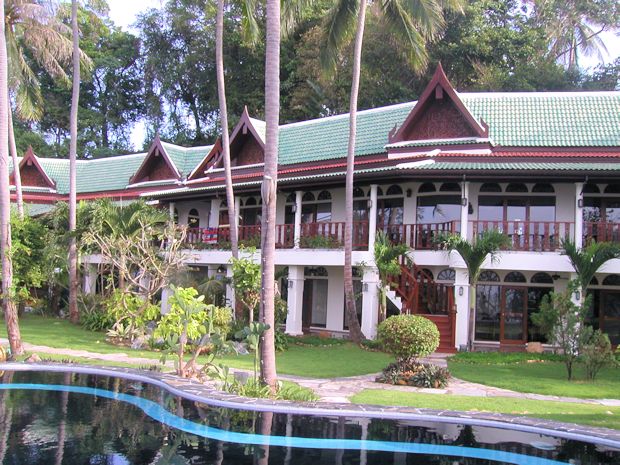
[240,0,261,46]
[319,0,359,71]
[562,238,620,289]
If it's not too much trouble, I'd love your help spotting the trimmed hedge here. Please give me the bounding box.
[377,314,439,363]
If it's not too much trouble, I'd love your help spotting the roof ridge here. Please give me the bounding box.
[459,91,620,98]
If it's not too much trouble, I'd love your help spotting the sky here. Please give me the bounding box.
[106,1,620,150]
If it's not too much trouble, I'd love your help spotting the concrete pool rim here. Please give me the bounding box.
[1,362,618,450]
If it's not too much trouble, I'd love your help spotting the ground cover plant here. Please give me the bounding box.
[448,352,620,399]
[351,390,620,430]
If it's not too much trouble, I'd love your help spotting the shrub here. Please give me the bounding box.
[581,329,617,380]
[377,314,440,364]
[376,361,450,388]
[274,329,289,351]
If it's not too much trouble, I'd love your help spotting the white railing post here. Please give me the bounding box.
[575,182,583,249]
[460,181,469,240]
[294,190,302,248]
[368,184,378,252]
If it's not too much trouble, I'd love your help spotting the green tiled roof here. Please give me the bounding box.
[160,141,212,176]
[277,92,620,165]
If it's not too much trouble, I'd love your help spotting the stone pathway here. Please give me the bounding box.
[4,339,620,408]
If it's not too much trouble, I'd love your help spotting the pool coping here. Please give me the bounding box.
[1,362,619,450]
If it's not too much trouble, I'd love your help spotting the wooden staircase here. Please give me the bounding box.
[388,258,457,353]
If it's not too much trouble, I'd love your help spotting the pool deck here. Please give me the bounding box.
[1,361,620,450]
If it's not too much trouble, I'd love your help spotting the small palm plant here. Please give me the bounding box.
[373,231,409,322]
[436,230,510,350]
[562,238,620,294]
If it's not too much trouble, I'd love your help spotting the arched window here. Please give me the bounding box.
[532,183,554,193]
[531,272,553,284]
[504,271,526,283]
[245,197,257,206]
[603,274,620,286]
[418,182,436,193]
[386,185,403,196]
[173,208,179,224]
[240,197,261,226]
[506,183,528,193]
[590,276,599,285]
[439,183,461,192]
[305,266,328,277]
[583,184,600,194]
[480,183,501,193]
[317,190,332,201]
[479,270,500,282]
[302,192,315,202]
[605,184,620,194]
[437,269,455,282]
[353,187,365,198]
[188,208,200,227]
[285,193,296,204]
[417,268,434,280]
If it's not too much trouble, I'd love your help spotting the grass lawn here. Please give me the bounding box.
[448,353,620,399]
[1,315,391,378]
[351,390,620,430]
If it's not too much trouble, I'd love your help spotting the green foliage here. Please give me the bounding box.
[288,334,347,347]
[273,329,289,352]
[10,211,48,302]
[374,230,409,321]
[104,290,160,340]
[376,360,451,388]
[377,314,440,363]
[449,351,564,365]
[581,329,617,381]
[299,234,341,248]
[78,294,114,332]
[275,382,319,402]
[532,281,591,380]
[235,321,270,384]
[562,239,620,291]
[230,248,261,321]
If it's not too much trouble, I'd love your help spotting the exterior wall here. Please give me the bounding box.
[20,164,52,188]
[404,98,476,140]
[175,200,210,227]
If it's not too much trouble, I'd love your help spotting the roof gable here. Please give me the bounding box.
[389,64,488,143]
[189,108,265,181]
[129,136,181,184]
[12,147,56,190]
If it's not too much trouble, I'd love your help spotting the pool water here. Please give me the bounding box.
[0,371,617,464]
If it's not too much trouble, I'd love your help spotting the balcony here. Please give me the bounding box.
[184,220,620,252]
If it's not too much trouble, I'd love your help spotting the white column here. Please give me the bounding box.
[574,182,583,249]
[225,264,236,309]
[367,184,378,252]
[209,199,220,228]
[285,265,304,335]
[460,181,470,240]
[361,266,380,339]
[293,190,302,248]
[82,264,97,294]
[454,268,470,349]
[169,201,176,223]
[234,196,241,230]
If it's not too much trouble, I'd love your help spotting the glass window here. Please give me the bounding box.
[316,202,332,222]
[188,208,200,227]
[532,183,554,193]
[475,284,500,341]
[603,274,620,286]
[418,182,436,193]
[353,200,368,222]
[505,272,526,283]
[417,195,461,223]
[318,190,332,201]
[478,196,503,222]
[302,192,315,202]
[479,270,500,282]
[529,197,556,222]
[528,287,552,342]
[353,187,365,198]
[506,183,528,193]
[606,200,620,223]
[605,184,620,194]
[439,183,461,192]
[531,272,553,284]
[386,185,403,196]
[437,269,455,282]
[582,197,602,223]
[480,183,501,193]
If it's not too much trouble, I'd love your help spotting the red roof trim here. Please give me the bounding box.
[389,63,488,143]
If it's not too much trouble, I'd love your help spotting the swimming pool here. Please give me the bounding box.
[0,366,617,464]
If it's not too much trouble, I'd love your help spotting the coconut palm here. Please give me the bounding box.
[0,0,23,355]
[438,230,509,350]
[562,238,620,293]
[259,0,279,394]
[322,0,462,344]
[67,0,79,323]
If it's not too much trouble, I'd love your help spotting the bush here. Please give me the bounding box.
[376,361,450,388]
[581,329,617,380]
[78,294,115,332]
[274,329,289,351]
[377,314,440,364]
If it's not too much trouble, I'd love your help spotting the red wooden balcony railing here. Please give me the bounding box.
[407,221,459,249]
[299,221,369,249]
[470,220,573,252]
[276,224,295,249]
[584,222,620,245]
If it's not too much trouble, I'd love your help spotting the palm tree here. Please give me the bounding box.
[533,0,619,69]
[216,0,238,259]
[439,230,509,350]
[259,0,279,394]
[68,0,79,323]
[0,0,22,355]
[562,239,620,293]
[374,230,408,323]
[322,0,462,344]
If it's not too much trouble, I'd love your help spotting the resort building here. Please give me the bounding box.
[12,65,620,352]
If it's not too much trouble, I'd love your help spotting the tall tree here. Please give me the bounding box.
[322,0,462,343]
[216,0,238,259]
[439,230,509,350]
[68,0,79,323]
[259,0,279,393]
[0,0,22,355]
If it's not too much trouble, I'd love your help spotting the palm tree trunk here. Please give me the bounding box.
[8,111,22,219]
[343,0,367,344]
[216,0,238,259]
[468,280,475,351]
[259,0,280,394]
[68,0,80,324]
[0,0,22,355]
